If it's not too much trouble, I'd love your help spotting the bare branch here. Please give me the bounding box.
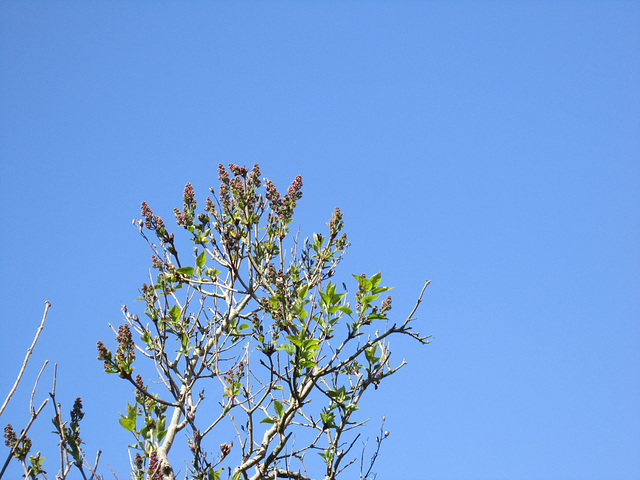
[0,301,51,418]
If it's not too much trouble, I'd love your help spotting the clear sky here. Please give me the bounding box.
[1,2,638,479]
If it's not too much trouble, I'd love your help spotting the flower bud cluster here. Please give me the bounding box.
[265,175,303,222]
[220,442,232,459]
[70,397,84,429]
[251,312,262,335]
[115,324,135,366]
[97,324,136,377]
[218,163,261,210]
[147,451,163,480]
[381,295,392,313]
[141,202,167,240]
[328,207,344,237]
[134,374,149,405]
[150,255,163,270]
[3,424,31,460]
[96,341,112,368]
[134,452,143,472]
[205,196,215,213]
[223,362,245,400]
[174,182,197,226]
[3,424,17,448]
[327,207,349,251]
[355,274,367,303]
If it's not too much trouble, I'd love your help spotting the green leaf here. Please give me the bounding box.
[176,266,195,276]
[360,294,380,305]
[169,304,181,322]
[274,399,284,417]
[312,233,325,249]
[156,415,166,434]
[298,283,309,300]
[286,335,303,348]
[276,344,296,356]
[320,410,337,429]
[353,274,373,292]
[196,251,207,268]
[370,272,382,288]
[302,338,320,353]
[325,281,336,297]
[156,428,167,442]
[126,402,137,420]
[208,468,223,480]
[260,417,276,424]
[139,424,151,440]
[118,417,136,432]
[327,386,349,403]
[365,345,379,365]
[205,267,220,278]
[372,285,392,294]
[141,330,153,349]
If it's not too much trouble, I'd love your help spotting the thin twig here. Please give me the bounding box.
[30,361,49,415]
[0,301,51,418]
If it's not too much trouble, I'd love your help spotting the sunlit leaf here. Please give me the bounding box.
[196,251,207,268]
[274,399,284,417]
[177,266,195,276]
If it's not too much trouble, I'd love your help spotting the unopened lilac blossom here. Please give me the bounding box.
[3,424,17,448]
[147,451,163,480]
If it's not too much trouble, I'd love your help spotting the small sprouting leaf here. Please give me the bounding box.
[365,345,379,365]
[320,410,337,429]
[274,399,284,417]
[312,233,325,249]
[156,415,166,434]
[126,402,137,420]
[327,386,349,403]
[208,468,223,480]
[370,272,382,288]
[205,267,220,278]
[196,251,207,268]
[260,417,276,424]
[141,330,152,348]
[176,266,195,276]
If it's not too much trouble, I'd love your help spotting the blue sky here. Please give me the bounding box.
[1,2,638,479]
